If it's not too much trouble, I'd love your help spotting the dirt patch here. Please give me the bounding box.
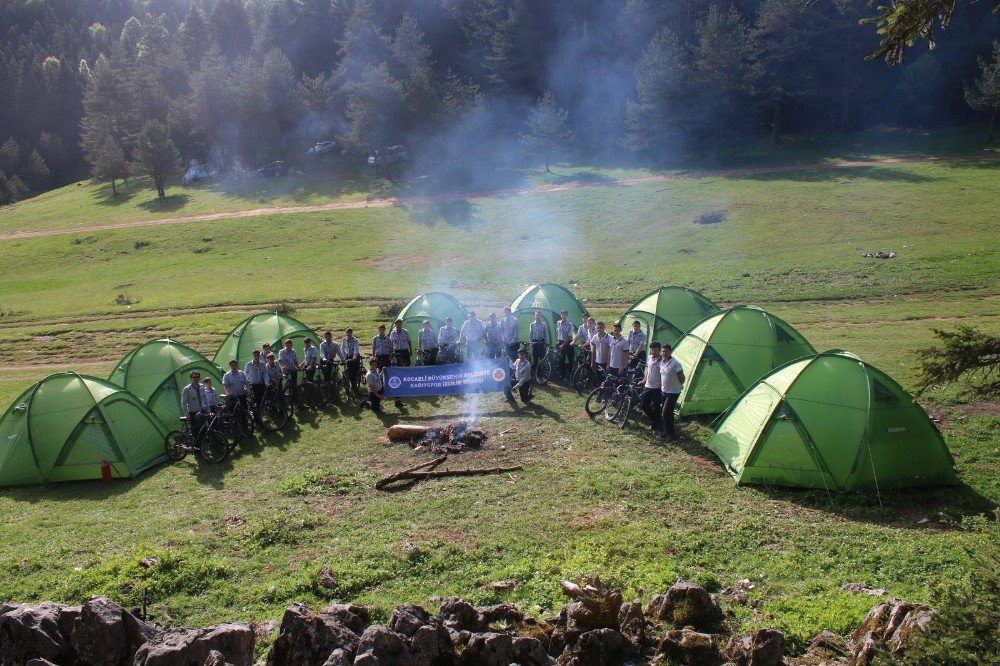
[357,254,472,270]
[926,401,1000,427]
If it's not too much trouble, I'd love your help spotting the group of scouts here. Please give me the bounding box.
[182,308,685,439]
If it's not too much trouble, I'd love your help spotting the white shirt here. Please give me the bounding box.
[181,383,206,414]
[203,387,220,408]
[438,325,459,346]
[529,321,549,344]
[556,319,575,342]
[372,334,392,356]
[277,347,298,372]
[592,332,611,364]
[264,363,283,385]
[461,318,485,343]
[418,328,437,351]
[576,325,595,345]
[223,369,249,395]
[342,336,360,360]
[608,335,629,369]
[320,339,342,362]
[660,357,684,394]
[365,369,383,393]
[643,357,662,389]
[499,315,519,344]
[512,358,531,388]
[244,360,267,384]
[303,345,319,368]
[628,330,647,354]
[389,328,411,352]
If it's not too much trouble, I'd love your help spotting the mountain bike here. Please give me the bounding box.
[414,349,436,366]
[219,395,255,449]
[258,384,290,432]
[165,414,229,463]
[296,367,322,409]
[317,360,348,403]
[571,348,597,393]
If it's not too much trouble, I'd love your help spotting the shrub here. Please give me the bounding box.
[113,293,138,306]
[134,240,150,250]
[377,298,408,318]
[695,210,727,225]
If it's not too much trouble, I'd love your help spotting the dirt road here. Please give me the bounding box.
[1,154,995,241]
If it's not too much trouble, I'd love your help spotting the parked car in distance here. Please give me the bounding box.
[256,161,288,177]
[307,140,338,156]
[367,145,409,166]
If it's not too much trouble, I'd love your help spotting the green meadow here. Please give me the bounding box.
[0,134,997,658]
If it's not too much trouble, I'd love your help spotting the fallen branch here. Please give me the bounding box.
[375,456,446,490]
[376,463,523,490]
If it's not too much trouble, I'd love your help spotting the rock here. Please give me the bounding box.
[558,628,624,666]
[655,629,721,666]
[0,601,79,665]
[478,603,524,627]
[387,605,453,666]
[745,629,784,666]
[851,631,880,666]
[253,620,280,640]
[353,625,412,665]
[133,623,254,666]
[437,599,484,633]
[646,582,723,632]
[201,650,229,666]
[558,577,622,632]
[320,649,351,666]
[25,660,59,666]
[458,632,514,666]
[266,603,362,666]
[840,583,885,597]
[512,636,554,665]
[71,595,159,666]
[316,567,338,590]
[850,598,937,660]
[808,630,848,657]
[617,601,646,644]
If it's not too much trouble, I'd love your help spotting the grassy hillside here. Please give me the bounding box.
[0,137,997,659]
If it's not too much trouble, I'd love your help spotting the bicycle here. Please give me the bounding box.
[437,343,465,365]
[605,381,645,429]
[317,360,349,403]
[535,341,580,385]
[258,384,290,432]
[413,349,436,366]
[296,367,322,409]
[584,370,631,418]
[571,348,597,393]
[165,413,229,463]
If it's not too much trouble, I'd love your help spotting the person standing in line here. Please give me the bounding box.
[574,316,596,350]
[418,320,438,364]
[659,344,686,440]
[590,322,610,372]
[365,357,384,412]
[636,341,663,432]
[484,313,503,359]
[372,324,392,370]
[499,306,520,362]
[202,377,220,413]
[555,309,576,380]
[278,339,300,393]
[627,320,647,370]
[608,323,629,377]
[437,317,460,363]
[388,319,411,409]
[460,311,486,361]
[181,370,209,430]
[320,331,343,382]
[342,328,362,393]
[529,311,550,368]
[264,353,283,392]
[223,359,250,413]
[261,344,273,365]
[244,350,267,409]
[302,338,319,382]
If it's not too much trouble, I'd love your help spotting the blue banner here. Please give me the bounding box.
[383,359,510,397]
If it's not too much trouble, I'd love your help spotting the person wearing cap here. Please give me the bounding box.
[181,370,209,428]
[590,321,610,373]
[460,311,486,361]
[529,311,549,368]
[202,377,220,413]
[555,309,576,380]
[365,357,384,412]
[499,306,520,361]
[372,325,392,370]
[223,359,250,412]
[342,328,361,392]
[418,320,438,365]
[278,339,301,392]
[483,313,503,359]
[627,320,647,370]
[390,319,412,367]
[636,341,663,432]
[659,344,686,440]
[320,331,343,382]
[245,350,267,408]
[608,323,629,377]
[505,347,533,405]
[302,338,319,382]
[437,317,459,364]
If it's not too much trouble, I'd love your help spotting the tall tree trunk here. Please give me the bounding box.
[989,108,997,143]
[110,178,117,197]
[155,171,165,198]
[771,101,782,145]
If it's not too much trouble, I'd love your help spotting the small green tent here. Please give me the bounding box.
[708,351,957,490]
[617,286,720,350]
[395,292,468,343]
[110,339,223,428]
[672,305,815,416]
[0,373,168,487]
[509,283,589,345]
[213,312,320,368]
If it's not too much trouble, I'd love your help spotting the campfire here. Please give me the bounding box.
[386,420,487,453]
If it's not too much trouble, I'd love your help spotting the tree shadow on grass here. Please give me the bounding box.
[547,171,621,186]
[93,187,135,207]
[137,194,190,213]
[726,165,941,184]
[402,200,483,228]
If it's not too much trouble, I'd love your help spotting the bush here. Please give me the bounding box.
[134,240,150,250]
[273,302,295,315]
[377,298,409,318]
[113,293,139,306]
[695,210,727,225]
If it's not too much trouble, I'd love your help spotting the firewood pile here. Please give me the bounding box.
[386,420,487,453]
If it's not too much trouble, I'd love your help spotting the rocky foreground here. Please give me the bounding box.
[0,577,936,665]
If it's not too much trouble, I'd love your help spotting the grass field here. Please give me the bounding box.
[0,130,997,659]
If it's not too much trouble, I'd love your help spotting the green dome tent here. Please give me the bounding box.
[213,312,320,368]
[0,373,168,487]
[395,292,468,343]
[617,286,720,350]
[707,351,957,491]
[509,283,589,345]
[109,339,223,428]
[672,306,815,416]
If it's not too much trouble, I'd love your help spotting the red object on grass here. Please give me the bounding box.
[101,461,112,483]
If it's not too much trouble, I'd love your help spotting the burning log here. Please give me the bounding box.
[386,420,487,453]
[387,424,429,441]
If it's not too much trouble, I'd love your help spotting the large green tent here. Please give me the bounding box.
[395,292,468,342]
[707,351,957,490]
[0,373,168,487]
[213,312,320,368]
[672,306,816,416]
[110,339,223,429]
[509,283,589,345]
[617,286,720,350]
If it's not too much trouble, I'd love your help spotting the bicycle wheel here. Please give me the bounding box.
[584,387,609,417]
[605,390,628,424]
[219,414,243,448]
[164,430,188,461]
[259,397,289,432]
[614,395,634,429]
[535,357,553,385]
[200,430,229,463]
[572,365,594,394]
[300,382,320,409]
[242,407,256,439]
